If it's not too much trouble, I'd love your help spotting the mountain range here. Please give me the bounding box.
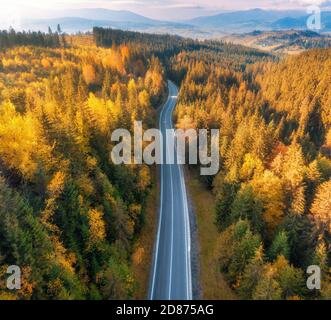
[15,8,331,35]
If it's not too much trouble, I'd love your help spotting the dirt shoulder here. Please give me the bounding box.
[185,168,237,300]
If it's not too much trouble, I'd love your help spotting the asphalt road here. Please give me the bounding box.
[149,80,192,300]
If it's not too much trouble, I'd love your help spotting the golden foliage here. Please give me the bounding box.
[251,170,285,231]
[88,209,106,245]
[0,102,52,179]
[47,171,66,197]
[310,179,331,233]
[82,64,97,85]
[52,236,77,273]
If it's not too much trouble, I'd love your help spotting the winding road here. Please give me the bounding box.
[149,80,192,300]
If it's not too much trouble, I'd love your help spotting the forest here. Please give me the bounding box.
[0,29,165,299]
[0,27,330,300]
[173,46,331,299]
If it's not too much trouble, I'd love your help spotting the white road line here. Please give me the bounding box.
[168,81,192,300]
[170,80,192,300]
[181,168,189,300]
[174,129,191,300]
[168,160,174,300]
[149,82,168,300]
[166,87,174,300]
[180,165,192,299]
[150,80,192,300]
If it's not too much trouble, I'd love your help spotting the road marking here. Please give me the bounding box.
[167,81,192,300]
[150,80,192,300]
[173,129,192,300]
[149,81,168,300]
[179,165,192,300]
[170,81,192,300]
[166,86,174,300]
[168,163,174,300]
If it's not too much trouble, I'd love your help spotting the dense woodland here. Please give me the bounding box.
[93,27,271,72]
[0,30,165,299]
[0,27,330,300]
[0,28,66,49]
[173,46,331,299]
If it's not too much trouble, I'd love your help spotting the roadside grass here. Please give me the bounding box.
[186,169,237,300]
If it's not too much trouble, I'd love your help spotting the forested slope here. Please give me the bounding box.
[173,47,331,299]
[0,27,265,300]
[0,27,330,300]
[0,33,165,299]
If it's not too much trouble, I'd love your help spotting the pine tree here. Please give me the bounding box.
[238,246,264,299]
[253,264,282,300]
[310,179,331,235]
[289,183,306,216]
[102,70,111,99]
[228,220,262,282]
[215,182,239,230]
[230,185,264,233]
[57,24,62,34]
[268,230,290,261]
[273,255,306,299]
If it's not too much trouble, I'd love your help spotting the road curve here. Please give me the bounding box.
[149,80,192,300]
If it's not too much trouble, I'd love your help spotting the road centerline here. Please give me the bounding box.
[149,80,192,300]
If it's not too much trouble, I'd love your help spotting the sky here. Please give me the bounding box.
[1,0,331,22]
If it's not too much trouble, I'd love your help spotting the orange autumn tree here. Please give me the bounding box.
[82,64,97,85]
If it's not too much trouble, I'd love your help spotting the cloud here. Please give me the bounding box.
[298,0,327,4]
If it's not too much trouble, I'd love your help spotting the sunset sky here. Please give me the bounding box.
[1,0,331,21]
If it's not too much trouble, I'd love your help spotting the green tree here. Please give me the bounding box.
[268,230,290,261]
[215,182,239,230]
[274,255,306,299]
[230,185,264,234]
[253,265,282,300]
[228,220,262,282]
[238,246,264,299]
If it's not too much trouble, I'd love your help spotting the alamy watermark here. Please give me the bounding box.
[306,3,322,30]
[110,121,220,176]
[306,265,321,290]
[1,264,322,292]
[6,265,21,290]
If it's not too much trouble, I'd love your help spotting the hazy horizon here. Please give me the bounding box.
[1,0,331,23]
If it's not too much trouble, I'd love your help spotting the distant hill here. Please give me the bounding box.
[271,17,307,29]
[21,8,191,34]
[53,8,160,24]
[23,17,165,33]
[271,11,331,30]
[18,8,331,36]
[223,30,331,54]
[188,9,304,30]
[188,9,331,33]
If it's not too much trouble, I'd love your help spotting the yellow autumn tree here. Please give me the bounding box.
[240,153,264,181]
[326,128,331,147]
[88,209,106,246]
[310,179,331,234]
[250,170,285,232]
[86,93,113,134]
[0,102,51,179]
